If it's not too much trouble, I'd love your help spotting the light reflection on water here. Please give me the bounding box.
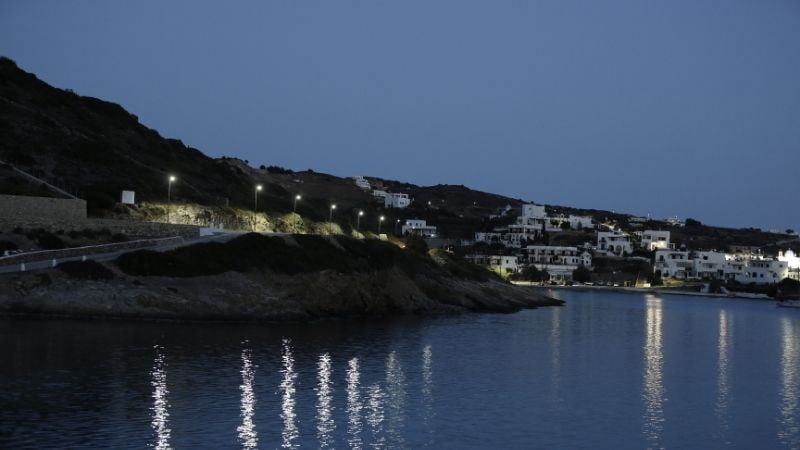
[5,293,800,449]
[237,346,257,450]
[279,339,298,449]
[150,345,171,450]
[779,317,799,448]
[642,295,665,448]
[365,383,386,448]
[715,310,732,439]
[346,358,363,450]
[316,353,335,448]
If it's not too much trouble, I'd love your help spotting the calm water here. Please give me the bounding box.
[1,290,799,449]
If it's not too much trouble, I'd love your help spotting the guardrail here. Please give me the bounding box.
[0,236,184,266]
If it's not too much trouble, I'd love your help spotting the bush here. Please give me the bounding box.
[572,266,592,283]
[114,233,444,279]
[36,232,65,250]
[58,260,114,280]
[0,240,18,252]
[404,234,429,256]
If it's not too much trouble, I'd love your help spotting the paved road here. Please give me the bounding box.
[0,231,262,275]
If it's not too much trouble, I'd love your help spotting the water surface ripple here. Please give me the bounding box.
[1,291,799,449]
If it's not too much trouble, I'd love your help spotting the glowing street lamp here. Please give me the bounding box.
[167,175,176,223]
[329,204,337,222]
[357,210,364,230]
[395,219,401,235]
[378,215,385,234]
[254,185,263,212]
[293,194,302,212]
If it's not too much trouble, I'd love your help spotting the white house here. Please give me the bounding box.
[465,254,519,274]
[474,232,504,245]
[521,204,547,220]
[522,245,591,281]
[568,215,595,230]
[401,219,437,237]
[352,176,371,190]
[640,230,671,251]
[385,192,411,208]
[735,259,788,284]
[597,231,633,256]
[778,249,800,280]
[654,249,693,279]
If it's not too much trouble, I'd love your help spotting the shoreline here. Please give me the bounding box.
[513,282,774,301]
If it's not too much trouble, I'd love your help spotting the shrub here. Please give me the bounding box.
[36,232,65,250]
[572,266,592,283]
[111,233,128,242]
[404,234,429,256]
[0,240,18,252]
[58,260,114,280]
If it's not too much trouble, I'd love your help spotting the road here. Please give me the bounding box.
[0,231,260,275]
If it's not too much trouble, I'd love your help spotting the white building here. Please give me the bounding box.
[521,204,547,220]
[778,249,800,280]
[640,230,671,251]
[385,192,411,208]
[465,254,519,274]
[474,232,504,245]
[522,245,591,281]
[597,231,633,256]
[655,249,790,284]
[735,259,788,284]
[352,176,371,190]
[654,250,693,279]
[401,219,437,237]
[568,215,595,230]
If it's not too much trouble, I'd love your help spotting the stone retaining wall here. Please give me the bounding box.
[0,194,86,222]
[0,218,200,239]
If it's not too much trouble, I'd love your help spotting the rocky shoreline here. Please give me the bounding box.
[0,266,563,322]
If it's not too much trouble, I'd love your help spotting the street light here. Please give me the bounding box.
[254,185,263,212]
[356,210,364,230]
[329,204,337,222]
[395,219,401,235]
[167,175,176,223]
[293,194,301,212]
[378,215,385,234]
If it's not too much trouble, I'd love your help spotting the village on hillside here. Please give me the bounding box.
[351,175,800,290]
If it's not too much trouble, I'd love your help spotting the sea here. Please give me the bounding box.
[1,289,799,449]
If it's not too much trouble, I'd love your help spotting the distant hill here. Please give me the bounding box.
[0,57,794,247]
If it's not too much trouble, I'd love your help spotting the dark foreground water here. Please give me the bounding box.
[1,291,799,449]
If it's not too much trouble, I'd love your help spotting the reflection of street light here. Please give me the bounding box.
[167,175,176,223]
[254,185,263,211]
[357,210,364,230]
[293,194,301,212]
[378,215,385,234]
[329,204,337,222]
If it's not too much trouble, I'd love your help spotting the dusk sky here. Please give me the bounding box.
[1,1,798,230]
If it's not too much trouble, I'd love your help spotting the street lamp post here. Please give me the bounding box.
[395,219,401,235]
[167,175,176,223]
[378,215,385,234]
[293,195,301,213]
[254,185,262,212]
[357,210,364,230]
[329,204,337,222]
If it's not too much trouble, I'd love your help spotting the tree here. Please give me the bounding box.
[685,218,702,227]
[560,221,571,230]
[572,265,592,283]
[404,234,429,256]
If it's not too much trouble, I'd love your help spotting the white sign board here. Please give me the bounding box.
[121,190,135,205]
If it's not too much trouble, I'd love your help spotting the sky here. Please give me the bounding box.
[1,0,799,230]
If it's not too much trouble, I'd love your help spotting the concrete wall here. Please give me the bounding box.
[0,194,86,222]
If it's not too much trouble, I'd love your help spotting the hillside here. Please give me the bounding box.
[0,57,794,248]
